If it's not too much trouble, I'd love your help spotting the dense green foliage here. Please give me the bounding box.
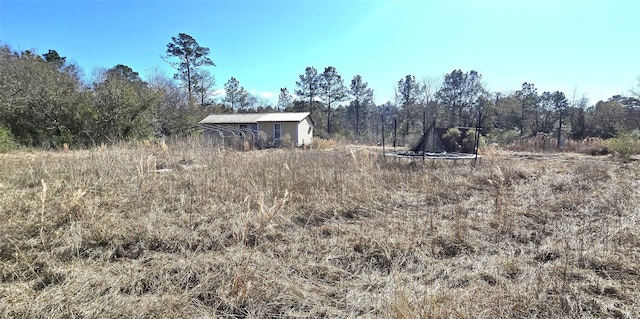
[0,40,213,149]
[442,128,462,152]
[462,129,486,153]
[606,132,640,159]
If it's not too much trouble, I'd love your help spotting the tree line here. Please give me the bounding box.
[1,33,639,149]
[284,67,640,146]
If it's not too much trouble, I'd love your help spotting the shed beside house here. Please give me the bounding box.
[199,112,313,147]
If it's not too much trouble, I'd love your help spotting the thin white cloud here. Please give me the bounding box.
[211,88,225,97]
[257,91,276,100]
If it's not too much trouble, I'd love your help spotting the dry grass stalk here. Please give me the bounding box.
[0,140,638,318]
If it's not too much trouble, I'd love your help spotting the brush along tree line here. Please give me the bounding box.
[1,33,640,150]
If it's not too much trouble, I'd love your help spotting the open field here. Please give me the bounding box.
[1,141,639,318]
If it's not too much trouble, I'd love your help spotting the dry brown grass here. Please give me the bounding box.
[1,140,639,318]
[504,135,614,156]
[311,138,337,150]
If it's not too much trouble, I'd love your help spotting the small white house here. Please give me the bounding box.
[199,112,313,147]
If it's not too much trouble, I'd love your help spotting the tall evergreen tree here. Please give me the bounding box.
[569,96,588,140]
[319,66,347,138]
[42,49,66,68]
[349,75,374,136]
[396,75,422,138]
[277,88,293,111]
[165,33,215,104]
[538,92,556,133]
[515,82,538,135]
[295,67,320,113]
[192,68,216,106]
[436,70,465,127]
[552,91,568,148]
[397,75,421,107]
[224,77,248,112]
[436,70,485,127]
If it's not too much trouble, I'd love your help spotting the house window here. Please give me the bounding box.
[274,123,281,140]
[239,124,247,130]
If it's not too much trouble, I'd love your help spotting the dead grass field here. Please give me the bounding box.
[1,140,639,318]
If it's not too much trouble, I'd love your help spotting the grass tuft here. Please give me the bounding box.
[0,140,639,317]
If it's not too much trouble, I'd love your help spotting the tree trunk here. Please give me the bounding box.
[449,102,456,127]
[185,56,192,104]
[308,83,314,113]
[355,99,360,136]
[520,101,525,136]
[557,116,563,149]
[327,101,331,138]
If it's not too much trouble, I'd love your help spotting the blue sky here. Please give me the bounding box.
[1,0,639,105]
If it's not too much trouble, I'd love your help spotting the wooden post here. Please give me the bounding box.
[393,118,397,152]
[422,111,426,162]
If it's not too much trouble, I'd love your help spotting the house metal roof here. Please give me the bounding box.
[199,112,311,124]
[199,113,266,124]
[256,112,311,122]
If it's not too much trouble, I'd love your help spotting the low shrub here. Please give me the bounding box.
[607,133,640,159]
[0,126,16,153]
[485,128,520,146]
[462,129,485,153]
[442,128,461,152]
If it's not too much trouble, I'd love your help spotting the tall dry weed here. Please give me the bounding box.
[0,139,638,318]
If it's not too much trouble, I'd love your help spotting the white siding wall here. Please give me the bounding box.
[281,122,298,145]
[258,118,312,147]
[257,123,273,141]
[297,118,313,146]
